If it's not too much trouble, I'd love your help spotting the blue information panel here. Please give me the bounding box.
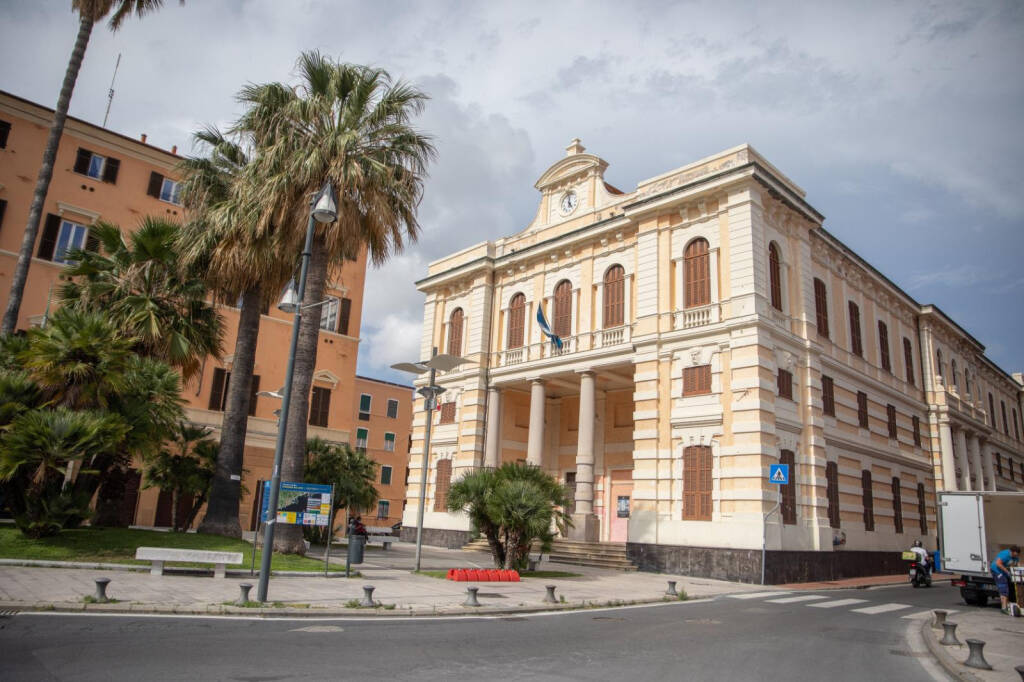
[769,464,789,485]
[261,481,333,526]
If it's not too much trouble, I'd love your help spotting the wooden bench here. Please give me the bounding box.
[135,547,243,578]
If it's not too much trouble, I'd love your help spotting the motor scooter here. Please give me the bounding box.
[908,559,932,588]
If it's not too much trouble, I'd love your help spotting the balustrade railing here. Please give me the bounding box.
[674,303,721,330]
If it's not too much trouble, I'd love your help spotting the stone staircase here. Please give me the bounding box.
[463,537,638,571]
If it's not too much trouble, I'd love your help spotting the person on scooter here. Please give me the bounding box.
[909,539,932,575]
[991,545,1020,615]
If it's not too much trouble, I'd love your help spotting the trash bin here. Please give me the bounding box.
[932,550,941,573]
[347,534,365,565]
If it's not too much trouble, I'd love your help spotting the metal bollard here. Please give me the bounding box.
[665,580,678,597]
[543,584,558,604]
[93,578,111,603]
[360,585,376,607]
[939,621,961,646]
[463,586,481,607]
[236,583,253,606]
[931,609,947,629]
[963,639,993,670]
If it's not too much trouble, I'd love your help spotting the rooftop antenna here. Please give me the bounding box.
[102,53,122,128]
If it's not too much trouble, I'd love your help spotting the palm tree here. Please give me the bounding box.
[1,0,183,337]
[58,217,223,381]
[235,52,435,553]
[303,438,378,546]
[142,422,218,531]
[177,126,294,538]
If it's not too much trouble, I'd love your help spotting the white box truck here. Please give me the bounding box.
[938,491,1024,606]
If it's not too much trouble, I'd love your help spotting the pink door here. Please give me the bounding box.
[609,470,632,543]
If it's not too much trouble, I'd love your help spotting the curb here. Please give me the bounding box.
[0,558,347,578]
[0,595,703,619]
[777,575,954,592]
[918,619,984,682]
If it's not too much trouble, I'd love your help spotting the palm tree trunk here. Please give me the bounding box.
[171,489,180,532]
[1,14,94,336]
[274,235,329,554]
[198,285,262,538]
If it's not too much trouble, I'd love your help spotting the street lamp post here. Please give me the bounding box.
[391,350,467,572]
[256,182,337,603]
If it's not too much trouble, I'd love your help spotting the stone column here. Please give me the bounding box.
[483,386,502,468]
[981,441,997,491]
[967,433,984,492]
[938,420,957,491]
[571,370,599,541]
[526,379,546,466]
[954,427,970,491]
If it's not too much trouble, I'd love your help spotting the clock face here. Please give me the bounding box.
[559,191,579,215]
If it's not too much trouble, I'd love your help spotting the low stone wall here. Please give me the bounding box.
[627,543,907,584]
[399,526,473,549]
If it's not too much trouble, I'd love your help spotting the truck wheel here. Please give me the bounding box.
[961,589,987,607]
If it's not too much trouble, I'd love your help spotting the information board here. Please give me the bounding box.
[261,481,333,526]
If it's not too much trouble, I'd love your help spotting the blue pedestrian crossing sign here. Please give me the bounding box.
[769,464,789,485]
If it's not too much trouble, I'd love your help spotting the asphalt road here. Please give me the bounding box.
[0,581,970,681]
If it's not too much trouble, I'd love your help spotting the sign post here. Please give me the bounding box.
[763,464,790,585]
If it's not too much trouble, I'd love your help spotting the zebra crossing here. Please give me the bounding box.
[726,591,956,619]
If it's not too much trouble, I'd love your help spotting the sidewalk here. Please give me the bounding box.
[777,571,955,591]
[920,607,1024,681]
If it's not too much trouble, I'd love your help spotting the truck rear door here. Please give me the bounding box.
[940,493,988,573]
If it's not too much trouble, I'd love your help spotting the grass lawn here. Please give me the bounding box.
[0,526,342,572]
[415,569,582,580]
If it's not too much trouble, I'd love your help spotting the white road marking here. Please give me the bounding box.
[766,595,828,604]
[901,609,957,620]
[727,592,786,600]
[851,603,911,615]
[808,598,868,608]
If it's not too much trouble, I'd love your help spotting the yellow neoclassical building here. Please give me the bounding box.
[400,140,1024,582]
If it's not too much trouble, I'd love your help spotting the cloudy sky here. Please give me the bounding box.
[2,0,1022,383]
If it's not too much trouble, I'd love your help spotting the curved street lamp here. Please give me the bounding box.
[257,182,337,603]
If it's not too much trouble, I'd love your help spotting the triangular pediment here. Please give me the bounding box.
[313,369,340,387]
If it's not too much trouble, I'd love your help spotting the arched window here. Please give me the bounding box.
[552,280,573,339]
[684,239,710,308]
[935,348,944,379]
[768,242,783,311]
[507,294,525,349]
[813,278,829,338]
[447,308,463,356]
[603,265,625,328]
[964,368,971,398]
[951,359,959,391]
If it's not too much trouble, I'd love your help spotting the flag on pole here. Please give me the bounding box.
[536,304,563,350]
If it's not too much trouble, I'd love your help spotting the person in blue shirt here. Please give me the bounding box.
[990,545,1020,614]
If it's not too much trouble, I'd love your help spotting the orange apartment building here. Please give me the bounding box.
[352,376,414,530]
[0,89,374,530]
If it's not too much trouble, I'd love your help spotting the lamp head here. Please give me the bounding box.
[277,280,300,313]
[311,182,338,223]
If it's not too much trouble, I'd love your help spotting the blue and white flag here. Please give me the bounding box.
[536,305,563,350]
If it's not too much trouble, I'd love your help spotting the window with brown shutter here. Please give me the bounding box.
[878,321,891,372]
[862,470,874,531]
[887,404,897,439]
[768,242,782,311]
[951,359,959,391]
[891,477,904,534]
[309,386,330,427]
[996,452,1002,478]
[848,302,862,357]
[917,483,928,535]
[826,461,840,529]
[73,148,119,183]
[1001,400,1009,435]
[447,308,463,356]
[603,265,625,328]
[208,368,229,411]
[552,280,572,338]
[683,365,711,396]
[337,297,352,335]
[73,148,92,175]
[1011,460,1016,482]
[683,445,712,521]
[0,199,7,234]
[147,171,164,198]
[684,239,710,308]
[439,402,456,424]
[433,459,452,512]
[988,393,996,427]
[36,213,61,260]
[777,369,793,400]
[0,119,10,148]
[813,278,829,338]
[1014,409,1020,441]
[903,337,915,385]
[822,375,835,416]
[857,391,869,429]
[101,157,120,184]
[507,293,525,348]
[780,449,796,525]
[912,415,921,446]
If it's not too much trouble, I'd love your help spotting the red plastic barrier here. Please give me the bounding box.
[468,569,481,581]
[510,570,520,582]
[490,569,503,581]
[455,569,469,582]
[497,570,511,581]
[478,570,492,582]
[446,569,457,580]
